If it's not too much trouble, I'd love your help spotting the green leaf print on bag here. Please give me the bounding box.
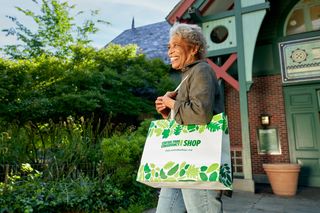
[162,129,171,139]
[169,120,176,128]
[174,125,183,136]
[164,161,175,170]
[199,173,208,181]
[167,164,179,176]
[219,163,232,187]
[206,122,221,133]
[154,128,162,136]
[209,171,218,181]
[198,125,206,133]
[213,114,222,121]
[144,163,151,173]
[185,165,199,179]
[187,125,196,133]
[206,163,219,174]
[156,120,169,129]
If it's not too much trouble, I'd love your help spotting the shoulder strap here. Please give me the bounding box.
[171,75,189,119]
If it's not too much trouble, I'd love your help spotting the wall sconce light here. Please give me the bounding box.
[260,114,270,125]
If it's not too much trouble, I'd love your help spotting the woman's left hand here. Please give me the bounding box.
[163,91,178,110]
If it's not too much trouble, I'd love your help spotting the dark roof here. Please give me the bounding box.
[108,21,171,64]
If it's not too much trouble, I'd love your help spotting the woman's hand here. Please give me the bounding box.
[163,91,178,110]
[155,96,169,119]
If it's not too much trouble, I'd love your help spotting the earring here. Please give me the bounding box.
[191,54,194,61]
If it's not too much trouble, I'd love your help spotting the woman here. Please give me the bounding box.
[155,22,224,212]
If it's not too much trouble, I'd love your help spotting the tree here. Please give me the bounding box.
[0,44,176,126]
[0,0,109,60]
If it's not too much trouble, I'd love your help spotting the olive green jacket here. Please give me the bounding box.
[172,60,224,125]
[172,60,232,198]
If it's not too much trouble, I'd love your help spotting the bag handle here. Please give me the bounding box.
[171,75,189,119]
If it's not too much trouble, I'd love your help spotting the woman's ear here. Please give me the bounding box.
[192,45,199,56]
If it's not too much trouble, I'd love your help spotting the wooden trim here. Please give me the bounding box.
[205,53,240,91]
[168,0,196,25]
[241,2,270,14]
[199,0,216,15]
[207,47,237,57]
[202,10,235,22]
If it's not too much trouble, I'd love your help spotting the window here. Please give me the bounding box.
[285,0,320,36]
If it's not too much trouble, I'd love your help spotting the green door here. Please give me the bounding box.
[284,85,320,187]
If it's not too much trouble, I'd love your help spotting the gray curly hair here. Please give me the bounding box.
[169,22,208,60]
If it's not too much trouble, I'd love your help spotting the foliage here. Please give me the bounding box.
[0,44,175,127]
[0,119,158,212]
[1,0,110,60]
[101,118,157,211]
[0,114,108,165]
[0,165,124,213]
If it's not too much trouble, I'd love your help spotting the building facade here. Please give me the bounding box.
[111,0,320,190]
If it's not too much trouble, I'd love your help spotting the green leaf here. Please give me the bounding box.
[213,114,222,121]
[163,161,175,170]
[150,163,155,168]
[199,173,208,181]
[160,169,167,180]
[162,129,170,139]
[167,164,179,176]
[180,161,186,170]
[179,169,186,177]
[187,125,196,132]
[139,164,144,173]
[209,172,218,181]
[198,125,206,133]
[163,177,177,182]
[154,128,162,136]
[206,122,221,133]
[156,120,169,129]
[145,173,151,180]
[200,166,208,172]
[185,165,199,179]
[206,163,219,174]
[174,125,183,136]
[184,164,190,170]
[169,120,176,128]
[144,163,151,173]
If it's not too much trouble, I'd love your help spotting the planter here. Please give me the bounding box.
[263,163,301,196]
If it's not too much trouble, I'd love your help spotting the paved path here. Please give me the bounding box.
[143,184,320,213]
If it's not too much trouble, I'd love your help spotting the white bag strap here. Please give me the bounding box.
[171,75,189,119]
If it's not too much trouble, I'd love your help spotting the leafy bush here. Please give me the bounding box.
[0,164,124,213]
[0,44,175,127]
[101,118,157,211]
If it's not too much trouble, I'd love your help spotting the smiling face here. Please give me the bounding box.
[168,35,198,70]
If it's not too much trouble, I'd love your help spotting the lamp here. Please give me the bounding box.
[260,114,270,125]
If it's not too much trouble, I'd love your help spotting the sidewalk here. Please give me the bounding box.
[143,183,320,213]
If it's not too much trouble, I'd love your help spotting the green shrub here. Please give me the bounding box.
[101,118,157,211]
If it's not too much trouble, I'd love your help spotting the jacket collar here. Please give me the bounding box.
[181,60,207,73]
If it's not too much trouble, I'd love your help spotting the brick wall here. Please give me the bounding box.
[225,74,290,174]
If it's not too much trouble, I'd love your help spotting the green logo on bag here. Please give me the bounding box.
[161,139,201,148]
[183,140,201,146]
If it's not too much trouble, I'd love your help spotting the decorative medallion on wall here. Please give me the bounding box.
[279,36,320,84]
[290,48,308,63]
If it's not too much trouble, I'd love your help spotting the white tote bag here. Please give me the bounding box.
[137,113,233,190]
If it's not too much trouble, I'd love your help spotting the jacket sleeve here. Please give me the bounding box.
[173,65,217,125]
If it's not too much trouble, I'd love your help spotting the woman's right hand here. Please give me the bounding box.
[155,96,169,119]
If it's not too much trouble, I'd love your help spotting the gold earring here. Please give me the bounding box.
[191,54,194,61]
